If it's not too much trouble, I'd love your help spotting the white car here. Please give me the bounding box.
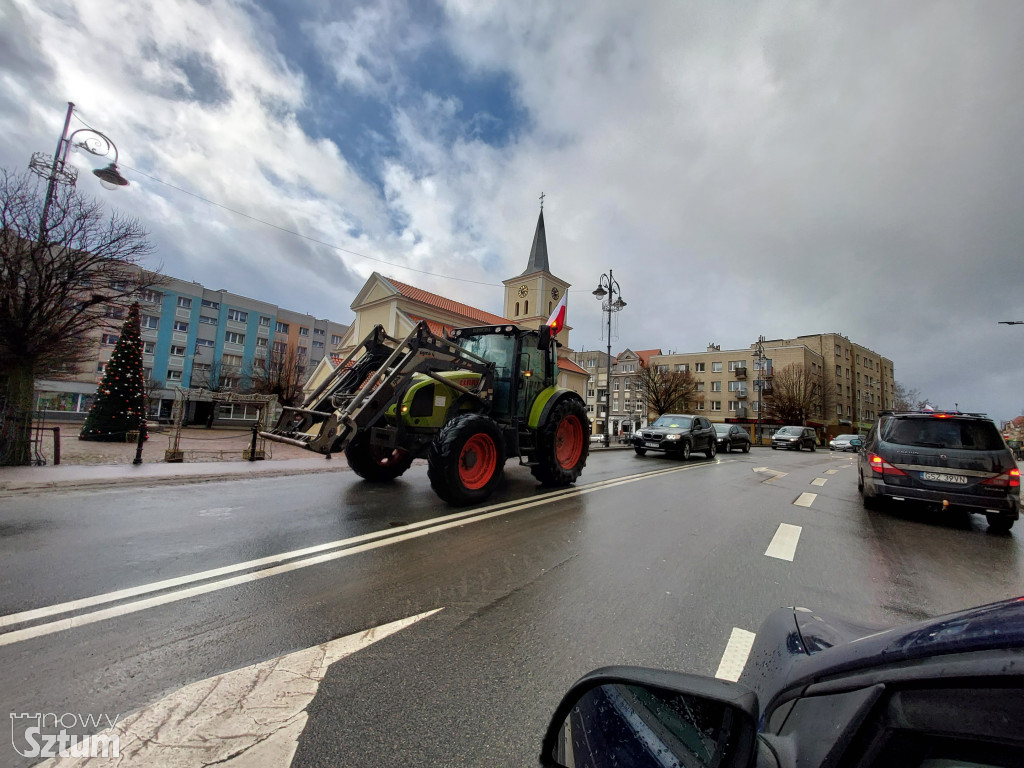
[829,433,861,452]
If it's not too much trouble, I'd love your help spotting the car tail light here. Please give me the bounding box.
[867,453,908,476]
[980,468,1021,488]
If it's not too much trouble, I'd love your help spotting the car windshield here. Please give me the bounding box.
[652,415,691,429]
[881,418,1005,450]
[776,427,801,436]
[836,434,857,440]
[714,425,730,434]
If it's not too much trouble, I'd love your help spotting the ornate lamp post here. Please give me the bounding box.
[593,270,626,447]
[29,101,129,240]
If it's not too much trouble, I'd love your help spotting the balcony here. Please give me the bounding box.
[735,390,747,399]
[734,367,747,379]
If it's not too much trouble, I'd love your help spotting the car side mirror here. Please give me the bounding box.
[540,666,759,768]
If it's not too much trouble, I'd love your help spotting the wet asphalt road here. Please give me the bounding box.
[1,448,1022,767]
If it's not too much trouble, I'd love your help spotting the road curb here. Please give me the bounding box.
[0,463,351,496]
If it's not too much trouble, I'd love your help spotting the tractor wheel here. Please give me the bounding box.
[531,398,589,487]
[344,431,414,482]
[428,413,505,506]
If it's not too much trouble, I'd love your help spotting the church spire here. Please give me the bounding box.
[521,200,549,276]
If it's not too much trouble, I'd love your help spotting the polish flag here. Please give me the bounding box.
[546,292,567,334]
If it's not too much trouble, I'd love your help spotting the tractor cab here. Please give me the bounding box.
[449,325,554,420]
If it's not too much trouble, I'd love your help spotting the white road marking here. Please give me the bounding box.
[715,628,756,682]
[825,469,838,475]
[764,523,802,561]
[811,478,827,486]
[752,467,788,483]
[794,492,817,507]
[0,463,713,646]
[34,609,441,768]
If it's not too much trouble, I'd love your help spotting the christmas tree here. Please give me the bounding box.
[80,301,149,442]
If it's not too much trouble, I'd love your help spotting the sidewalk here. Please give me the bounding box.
[2,429,632,495]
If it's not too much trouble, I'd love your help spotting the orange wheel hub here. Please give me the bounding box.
[555,415,584,469]
[459,433,497,489]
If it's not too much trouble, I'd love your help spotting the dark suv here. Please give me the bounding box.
[858,411,1020,532]
[634,414,717,460]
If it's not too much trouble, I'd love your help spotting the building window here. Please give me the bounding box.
[139,290,163,304]
[696,401,705,410]
[256,337,268,348]
[227,309,248,323]
[259,316,271,327]
[202,299,220,310]
[196,339,215,348]
[224,331,244,345]
[219,376,238,390]
[167,370,182,381]
[712,362,723,372]
[101,334,119,345]
[836,382,842,394]
[199,315,217,325]
[728,381,746,392]
[96,362,106,373]
[141,315,159,329]
[835,365,842,376]
[313,328,325,336]
[711,381,722,392]
[222,354,243,368]
[728,361,745,371]
[177,296,192,309]
[710,401,722,411]
[143,341,156,354]
[837,404,844,415]
[835,344,842,355]
[624,379,631,390]
[524,300,529,314]
[729,401,738,411]
[696,382,705,392]
[170,346,186,356]
[312,340,325,349]
[656,365,668,374]
[694,362,705,372]
[515,301,520,316]
[614,381,620,391]
[331,335,342,345]
[676,364,689,372]
[273,341,288,356]
[275,322,289,333]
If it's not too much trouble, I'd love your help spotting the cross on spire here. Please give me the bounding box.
[539,191,545,211]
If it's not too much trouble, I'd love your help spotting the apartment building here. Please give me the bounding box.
[34,273,348,424]
[567,350,612,434]
[647,333,894,439]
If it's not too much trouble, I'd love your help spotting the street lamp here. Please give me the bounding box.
[29,101,129,240]
[593,270,626,447]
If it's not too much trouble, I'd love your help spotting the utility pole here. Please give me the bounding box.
[755,335,765,445]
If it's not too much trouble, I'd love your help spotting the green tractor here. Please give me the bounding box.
[262,321,589,505]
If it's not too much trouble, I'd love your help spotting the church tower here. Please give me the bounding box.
[502,200,571,347]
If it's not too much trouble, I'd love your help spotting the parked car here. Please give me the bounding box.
[829,433,861,452]
[633,414,716,460]
[770,426,817,451]
[541,596,1024,768]
[713,423,751,453]
[858,410,1019,532]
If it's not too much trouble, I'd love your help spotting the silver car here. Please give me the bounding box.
[829,433,861,452]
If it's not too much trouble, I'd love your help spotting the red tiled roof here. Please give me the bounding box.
[557,356,588,376]
[386,277,511,326]
[330,354,345,367]
[407,315,454,338]
[635,349,662,367]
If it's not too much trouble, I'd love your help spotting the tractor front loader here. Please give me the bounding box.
[262,320,589,506]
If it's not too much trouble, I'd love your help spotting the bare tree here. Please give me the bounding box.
[763,363,831,426]
[247,346,307,407]
[0,170,158,464]
[893,381,928,412]
[637,366,699,417]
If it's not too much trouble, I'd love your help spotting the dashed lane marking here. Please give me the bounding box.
[715,628,756,682]
[794,492,817,507]
[825,469,838,475]
[764,523,802,561]
[811,478,827,486]
[753,467,788,483]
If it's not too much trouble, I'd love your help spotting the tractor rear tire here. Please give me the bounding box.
[531,398,589,487]
[428,413,505,506]
[344,431,414,482]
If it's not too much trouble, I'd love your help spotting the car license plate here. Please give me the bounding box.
[922,472,968,484]
[645,441,659,449]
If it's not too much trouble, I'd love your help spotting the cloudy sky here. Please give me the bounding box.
[2,1,1023,421]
